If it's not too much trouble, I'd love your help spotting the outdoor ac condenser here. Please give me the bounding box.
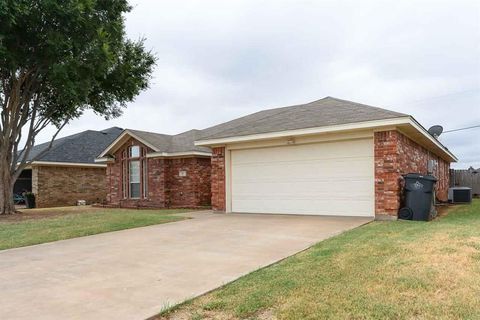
[448,187,472,204]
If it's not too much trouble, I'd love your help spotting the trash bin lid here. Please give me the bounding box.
[403,173,437,182]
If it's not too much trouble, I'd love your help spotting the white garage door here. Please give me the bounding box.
[231,138,374,217]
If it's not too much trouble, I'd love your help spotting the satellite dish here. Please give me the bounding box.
[428,125,443,138]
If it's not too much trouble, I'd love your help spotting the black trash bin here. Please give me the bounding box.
[400,173,437,221]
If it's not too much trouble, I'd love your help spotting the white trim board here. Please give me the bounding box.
[146,151,212,158]
[30,161,107,168]
[94,157,115,163]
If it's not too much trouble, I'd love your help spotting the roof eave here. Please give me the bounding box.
[404,116,458,162]
[94,156,115,164]
[195,117,411,146]
[29,161,107,168]
[195,117,457,162]
[146,151,212,158]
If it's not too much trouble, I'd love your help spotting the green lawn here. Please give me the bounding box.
[0,206,191,250]
[159,201,480,320]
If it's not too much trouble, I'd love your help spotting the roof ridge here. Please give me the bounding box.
[199,101,302,138]
[323,96,408,116]
[199,97,344,139]
[173,129,202,136]
[100,126,123,132]
[127,128,173,138]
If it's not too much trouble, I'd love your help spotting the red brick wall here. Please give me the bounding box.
[33,165,106,208]
[145,157,167,207]
[106,138,211,208]
[211,147,226,211]
[375,130,450,217]
[165,157,211,207]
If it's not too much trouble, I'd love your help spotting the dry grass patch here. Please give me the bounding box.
[156,201,480,320]
[0,205,102,223]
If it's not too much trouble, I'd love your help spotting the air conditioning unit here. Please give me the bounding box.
[448,187,472,204]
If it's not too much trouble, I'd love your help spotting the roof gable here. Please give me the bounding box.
[98,129,211,158]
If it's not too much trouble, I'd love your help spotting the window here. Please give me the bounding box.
[130,145,140,158]
[121,145,148,199]
[129,160,140,198]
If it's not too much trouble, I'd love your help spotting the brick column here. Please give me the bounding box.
[374,131,401,218]
[211,147,226,212]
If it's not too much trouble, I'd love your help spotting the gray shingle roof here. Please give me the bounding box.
[127,129,211,154]
[199,96,408,140]
[25,127,123,164]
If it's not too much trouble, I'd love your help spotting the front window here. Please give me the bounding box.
[129,160,140,198]
[121,145,148,199]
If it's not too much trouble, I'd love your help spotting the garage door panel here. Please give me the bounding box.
[233,159,373,179]
[233,179,373,195]
[231,138,374,217]
[232,198,373,216]
[233,139,373,164]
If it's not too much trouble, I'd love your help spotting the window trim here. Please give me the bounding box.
[143,158,148,199]
[121,145,149,200]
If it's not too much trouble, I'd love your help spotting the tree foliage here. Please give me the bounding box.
[0,0,156,213]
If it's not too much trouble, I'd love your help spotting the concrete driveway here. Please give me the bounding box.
[0,211,370,320]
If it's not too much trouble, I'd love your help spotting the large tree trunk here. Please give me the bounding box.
[0,162,16,214]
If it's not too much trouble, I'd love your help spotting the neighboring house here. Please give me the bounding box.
[15,127,123,207]
[196,97,457,220]
[95,129,212,208]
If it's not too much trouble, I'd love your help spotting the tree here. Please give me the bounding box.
[0,0,156,214]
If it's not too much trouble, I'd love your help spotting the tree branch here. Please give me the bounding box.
[13,119,69,181]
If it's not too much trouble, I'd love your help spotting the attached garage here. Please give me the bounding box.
[230,138,374,216]
[197,97,457,219]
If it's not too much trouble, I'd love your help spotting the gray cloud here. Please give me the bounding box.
[35,0,480,168]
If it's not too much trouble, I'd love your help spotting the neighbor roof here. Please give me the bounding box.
[98,129,211,158]
[199,96,408,140]
[24,127,123,164]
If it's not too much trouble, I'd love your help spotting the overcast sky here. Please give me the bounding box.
[36,0,480,168]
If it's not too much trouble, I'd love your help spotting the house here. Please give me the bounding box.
[15,127,123,207]
[95,129,212,208]
[196,97,457,219]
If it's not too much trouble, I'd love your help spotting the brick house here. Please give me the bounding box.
[196,97,457,220]
[15,127,123,207]
[95,129,212,208]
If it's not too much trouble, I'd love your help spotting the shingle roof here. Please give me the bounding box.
[25,127,123,164]
[199,96,408,140]
[127,129,211,154]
